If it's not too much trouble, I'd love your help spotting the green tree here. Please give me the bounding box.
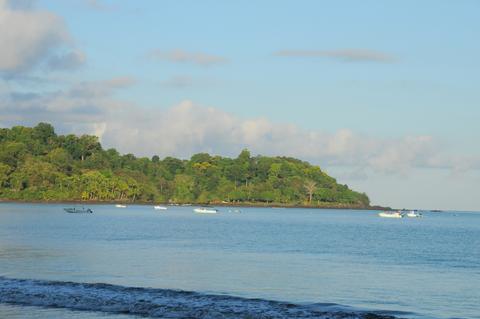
[32,122,56,144]
[0,142,28,167]
[0,163,11,188]
[78,135,101,161]
[173,174,195,203]
[47,148,73,173]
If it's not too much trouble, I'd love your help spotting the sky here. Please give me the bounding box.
[0,0,479,211]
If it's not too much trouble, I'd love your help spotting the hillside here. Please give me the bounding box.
[0,123,370,208]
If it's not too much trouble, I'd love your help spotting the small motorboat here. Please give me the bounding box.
[378,211,403,218]
[64,207,93,214]
[406,210,422,218]
[115,204,127,208]
[154,205,167,210]
[194,207,218,214]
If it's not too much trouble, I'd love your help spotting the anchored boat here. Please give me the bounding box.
[154,205,167,210]
[406,210,422,218]
[378,211,403,218]
[194,207,218,214]
[64,207,93,214]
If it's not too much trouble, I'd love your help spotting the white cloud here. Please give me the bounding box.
[161,75,194,88]
[84,0,104,10]
[83,0,116,12]
[47,50,86,70]
[0,0,85,75]
[148,49,227,66]
[274,49,395,63]
[0,77,134,140]
[5,0,35,10]
[160,75,219,89]
[68,76,136,98]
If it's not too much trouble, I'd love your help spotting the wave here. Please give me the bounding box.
[0,277,399,318]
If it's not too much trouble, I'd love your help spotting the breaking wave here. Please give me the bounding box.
[0,277,399,318]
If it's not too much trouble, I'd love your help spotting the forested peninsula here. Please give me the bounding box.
[0,123,371,208]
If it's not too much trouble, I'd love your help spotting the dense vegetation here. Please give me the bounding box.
[0,123,370,207]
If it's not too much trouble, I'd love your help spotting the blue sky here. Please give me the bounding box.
[1,0,479,210]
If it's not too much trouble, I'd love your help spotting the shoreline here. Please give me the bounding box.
[0,198,389,211]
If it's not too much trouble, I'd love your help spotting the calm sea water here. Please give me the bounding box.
[0,203,478,319]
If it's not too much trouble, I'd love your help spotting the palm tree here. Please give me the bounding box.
[304,180,317,204]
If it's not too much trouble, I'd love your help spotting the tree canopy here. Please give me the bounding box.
[0,123,370,208]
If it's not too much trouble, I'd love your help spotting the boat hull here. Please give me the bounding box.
[194,208,218,214]
[406,212,422,218]
[378,212,403,218]
[64,208,93,214]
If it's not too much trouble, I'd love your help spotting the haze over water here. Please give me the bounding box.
[0,204,478,319]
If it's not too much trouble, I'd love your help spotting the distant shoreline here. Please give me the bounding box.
[0,199,390,211]
[0,124,373,212]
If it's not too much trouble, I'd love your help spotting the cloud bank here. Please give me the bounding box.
[1,80,476,178]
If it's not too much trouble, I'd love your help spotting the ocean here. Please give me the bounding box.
[0,203,478,319]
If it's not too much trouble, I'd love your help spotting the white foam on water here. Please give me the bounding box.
[0,277,398,318]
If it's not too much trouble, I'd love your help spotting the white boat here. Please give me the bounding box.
[115,204,127,208]
[194,207,218,214]
[378,211,403,218]
[154,205,167,210]
[406,210,422,218]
